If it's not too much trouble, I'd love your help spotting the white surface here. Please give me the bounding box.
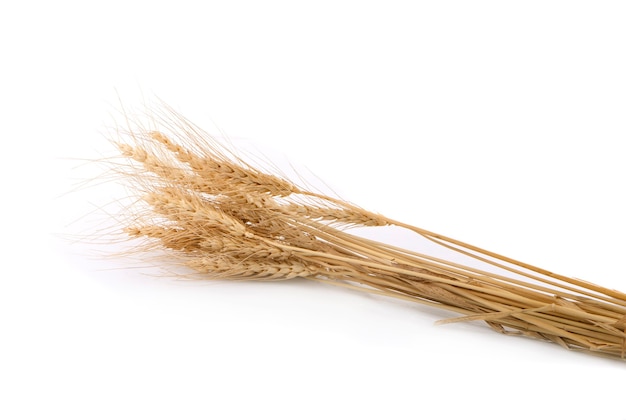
[2,1,625,419]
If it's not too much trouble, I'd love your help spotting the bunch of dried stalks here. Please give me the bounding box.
[110,103,626,360]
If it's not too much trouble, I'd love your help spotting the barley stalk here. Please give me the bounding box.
[108,103,626,360]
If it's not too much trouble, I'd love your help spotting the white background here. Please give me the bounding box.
[2,1,626,419]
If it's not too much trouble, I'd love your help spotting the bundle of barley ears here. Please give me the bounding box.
[110,103,626,360]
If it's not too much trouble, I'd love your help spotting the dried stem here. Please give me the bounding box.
[108,102,626,360]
